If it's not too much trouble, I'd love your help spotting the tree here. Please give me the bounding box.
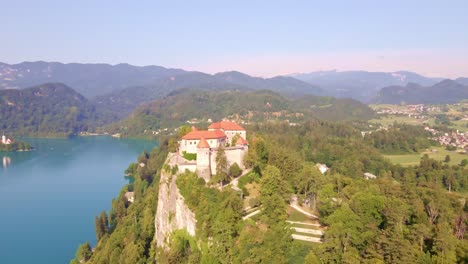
[295,163,324,210]
[94,215,104,241]
[95,211,109,241]
[260,165,291,223]
[229,162,242,178]
[178,125,192,138]
[75,242,92,262]
[444,155,451,163]
[231,133,241,146]
[460,159,468,167]
[214,146,229,186]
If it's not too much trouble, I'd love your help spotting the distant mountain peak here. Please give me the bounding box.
[374,79,468,104]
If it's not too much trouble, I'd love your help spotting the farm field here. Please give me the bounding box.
[384,146,467,167]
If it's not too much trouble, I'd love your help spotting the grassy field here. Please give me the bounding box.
[243,182,260,208]
[370,115,435,127]
[384,146,467,167]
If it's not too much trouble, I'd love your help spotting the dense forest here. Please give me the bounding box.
[71,119,467,263]
[364,124,435,154]
[0,83,114,137]
[107,89,374,138]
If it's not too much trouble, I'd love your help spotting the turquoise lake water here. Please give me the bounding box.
[0,136,156,264]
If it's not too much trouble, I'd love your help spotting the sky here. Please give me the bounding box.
[1,0,468,78]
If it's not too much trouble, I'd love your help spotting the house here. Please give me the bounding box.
[316,163,329,174]
[124,192,135,203]
[177,121,248,182]
[363,172,377,180]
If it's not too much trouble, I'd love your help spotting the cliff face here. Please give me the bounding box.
[154,170,197,248]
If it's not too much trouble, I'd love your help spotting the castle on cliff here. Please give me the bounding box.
[176,121,248,182]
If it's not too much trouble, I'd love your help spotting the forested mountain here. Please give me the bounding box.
[0,61,186,97]
[214,71,322,96]
[373,79,468,104]
[107,89,374,137]
[456,77,468,86]
[291,70,442,102]
[0,83,107,136]
[94,71,323,119]
[91,72,249,118]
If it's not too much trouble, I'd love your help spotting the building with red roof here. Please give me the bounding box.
[208,121,245,131]
[235,136,248,146]
[177,121,248,181]
[208,121,246,146]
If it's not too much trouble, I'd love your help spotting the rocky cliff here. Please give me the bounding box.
[154,169,197,248]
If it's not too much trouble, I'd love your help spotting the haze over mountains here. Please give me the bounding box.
[291,70,445,101]
[1,62,467,112]
[0,62,186,98]
[373,79,468,104]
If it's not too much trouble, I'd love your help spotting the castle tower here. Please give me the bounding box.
[196,137,211,182]
[235,136,249,169]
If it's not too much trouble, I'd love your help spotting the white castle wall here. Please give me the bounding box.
[179,138,226,154]
[208,146,247,175]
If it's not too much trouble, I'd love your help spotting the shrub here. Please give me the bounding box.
[229,163,242,177]
[249,197,260,208]
[182,151,197,161]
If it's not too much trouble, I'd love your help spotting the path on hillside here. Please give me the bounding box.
[242,209,261,220]
[229,168,252,191]
[289,196,319,219]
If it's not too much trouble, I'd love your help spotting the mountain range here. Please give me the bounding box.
[92,71,323,118]
[0,62,322,100]
[372,79,468,104]
[291,70,444,101]
[0,62,186,98]
[1,62,467,112]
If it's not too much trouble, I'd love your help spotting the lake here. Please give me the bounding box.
[0,136,156,264]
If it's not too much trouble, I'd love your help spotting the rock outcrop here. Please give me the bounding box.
[154,169,197,248]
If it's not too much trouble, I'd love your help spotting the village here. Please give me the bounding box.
[425,127,468,151]
[372,103,468,129]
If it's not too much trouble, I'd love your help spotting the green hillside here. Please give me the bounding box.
[0,83,111,137]
[107,89,374,137]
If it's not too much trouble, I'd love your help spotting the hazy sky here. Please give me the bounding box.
[2,0,468,78]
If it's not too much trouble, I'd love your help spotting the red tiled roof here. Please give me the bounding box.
[236,136,248,145]
[197,137,210,148]
[208,121,245,131]
[182,130,226,140]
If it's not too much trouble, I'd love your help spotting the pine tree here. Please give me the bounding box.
[214,146,228,186]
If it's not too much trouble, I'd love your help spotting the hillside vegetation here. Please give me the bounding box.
[0,83,112,137]
[73,121,468,263]
[107,89,375,137]
[93,71,322,119]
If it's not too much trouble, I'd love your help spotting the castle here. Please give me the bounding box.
[176,121,248,182]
